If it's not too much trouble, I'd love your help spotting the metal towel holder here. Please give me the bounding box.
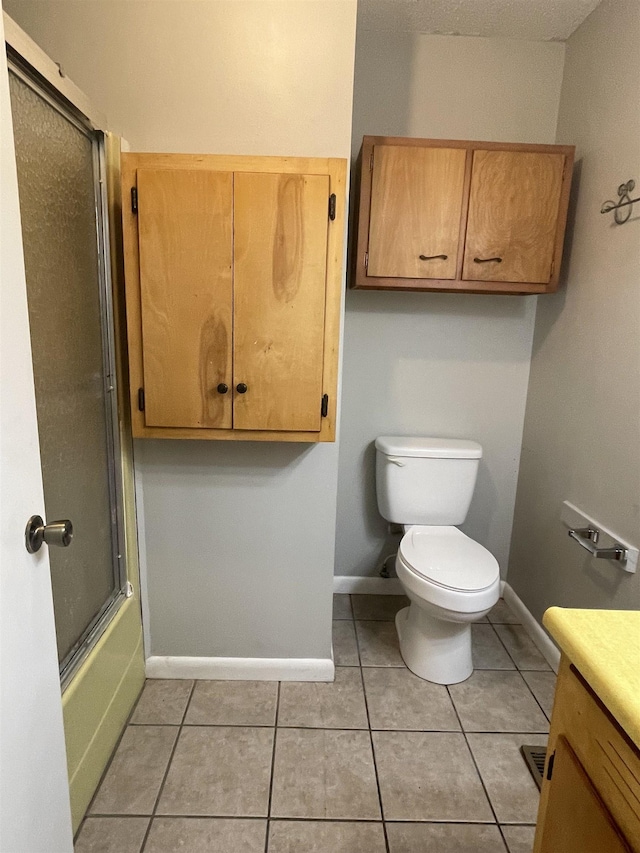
[601,179,639,225]
[568,527,628,562]
[562,500,637,573]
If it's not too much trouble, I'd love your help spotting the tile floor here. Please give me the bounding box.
[75,596,554,852]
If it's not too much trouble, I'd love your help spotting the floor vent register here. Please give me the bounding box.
[520,744,547,791]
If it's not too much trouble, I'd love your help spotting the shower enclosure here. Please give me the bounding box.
[9,54,127,686]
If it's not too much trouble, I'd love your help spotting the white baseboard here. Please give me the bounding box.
[502,582,560,673]
[146,656,334,682]
[333,575,404,595]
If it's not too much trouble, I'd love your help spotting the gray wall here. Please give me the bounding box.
[508,0,640,620]
[5,0,358,660]
[137,441,340,657]
[336,31,566,579]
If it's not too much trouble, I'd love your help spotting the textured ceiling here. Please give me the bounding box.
[358,0,603,41]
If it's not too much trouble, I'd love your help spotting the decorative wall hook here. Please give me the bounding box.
[601,179,639,224]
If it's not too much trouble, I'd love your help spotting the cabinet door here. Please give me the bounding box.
[233,172,329,432]
[538,736,632,853]
[368,145,466,280]
[463,150,565,283]
[137,169,233,428]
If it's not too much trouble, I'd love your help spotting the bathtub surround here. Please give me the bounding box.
[508,0,640,620]
[336,32,566,584]
[3,0,358,675]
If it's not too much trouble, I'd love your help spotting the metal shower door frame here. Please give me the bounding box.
[6,34,128,689]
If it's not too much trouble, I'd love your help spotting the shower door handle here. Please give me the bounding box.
[25,515,73,553]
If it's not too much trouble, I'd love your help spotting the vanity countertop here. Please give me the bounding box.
[543,607,640,749]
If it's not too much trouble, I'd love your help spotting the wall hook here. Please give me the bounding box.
[601,179,639,224]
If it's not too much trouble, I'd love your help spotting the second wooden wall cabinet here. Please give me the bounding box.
[353,136,575,295]
[122,154,346,441]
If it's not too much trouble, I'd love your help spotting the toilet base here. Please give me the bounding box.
[396,604,473,685]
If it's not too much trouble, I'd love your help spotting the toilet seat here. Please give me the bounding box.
[399,525,498,591]
[397,525,500,614]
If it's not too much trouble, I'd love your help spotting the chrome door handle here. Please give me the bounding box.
[25,515,73,554]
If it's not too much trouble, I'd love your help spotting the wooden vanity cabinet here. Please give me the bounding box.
[534,658,640,852]
[121,154,346,442]
[352,136,575,295]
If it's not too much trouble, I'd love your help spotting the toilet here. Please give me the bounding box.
[375,436,500,685]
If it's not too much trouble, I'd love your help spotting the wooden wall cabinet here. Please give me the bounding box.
[352,136,575,295]
[122,154,346,441]
[534,658,640,853]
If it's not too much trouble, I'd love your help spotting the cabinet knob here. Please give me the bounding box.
[419,254,448,261]
[217,383,229,394]
[473,256,503,264]
[236,383,248,394]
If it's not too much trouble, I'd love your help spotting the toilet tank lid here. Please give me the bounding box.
[375,436,482,459]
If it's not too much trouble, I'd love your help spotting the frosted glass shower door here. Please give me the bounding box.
[9,66,125,679]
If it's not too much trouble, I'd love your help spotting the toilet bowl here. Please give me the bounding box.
[375,435,500,685]
[394,525,500,684]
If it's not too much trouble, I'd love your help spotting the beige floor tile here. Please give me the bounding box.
[501,824,536,853]
[467,733,547,824]
[521,671,557,719]
[184,680,277,726]
[278,667,368,729]
[130,680,193,725]
[268,820,386,852]
[333,620,359,665]
[145,817,266,852]
[373,731,493,821]
[333,594,353,619]
[494,625,551,671]
[472,624,516,670]
[386,822,507,852]
[351,594,409,621]
[363,667,460,731]
[271,728,381,819]
[487,599,520,625]
[449,671,549,733]
[157,726,273,816]
[356,621,404,666]
[74,817,149,853]
[90,726,178,815]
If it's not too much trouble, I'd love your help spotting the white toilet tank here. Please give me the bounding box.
[375,436,482,526]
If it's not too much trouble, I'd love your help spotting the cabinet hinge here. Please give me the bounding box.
[131,186,138,214]
[550,257,555,279]
[546,750,555,781]
[321,394,329,418]
[137,387,145,411]
[369,149,374,171]
[364,252,369,270]
[328,193,337,221]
